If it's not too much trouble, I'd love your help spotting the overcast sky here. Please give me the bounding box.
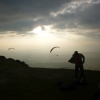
[0,0,100,70]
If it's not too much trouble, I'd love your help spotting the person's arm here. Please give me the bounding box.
[82,54,85,64]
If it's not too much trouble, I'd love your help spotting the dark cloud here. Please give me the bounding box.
[51,13,77,29]
[0,19,36,31]
[52,1,100,29]
[76,3,100,29]
[0,0,73,32]
[48,1,100,39]
[0,0,100,38]
[0,0,71,22]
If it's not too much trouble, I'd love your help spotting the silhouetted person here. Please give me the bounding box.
[72,51,85,81]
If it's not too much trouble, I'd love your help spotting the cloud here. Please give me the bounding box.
[76,3,100,29]
[0,0,71,23]
[49,0,100,38]
[0,0,74,33]
[0,0,100,39]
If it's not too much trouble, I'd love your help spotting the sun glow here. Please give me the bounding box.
[33,26,42,34]
[27,26,55,39]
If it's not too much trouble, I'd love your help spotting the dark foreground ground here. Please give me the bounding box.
[0,57,100,100]
[0,67,100,100]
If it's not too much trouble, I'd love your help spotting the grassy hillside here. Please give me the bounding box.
[0,56,99,100]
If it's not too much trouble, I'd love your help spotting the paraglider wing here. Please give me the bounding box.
[68,56,75,64]
[50,46,60,53]
[8,48,15,50]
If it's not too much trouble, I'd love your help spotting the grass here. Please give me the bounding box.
[0,57,100,100]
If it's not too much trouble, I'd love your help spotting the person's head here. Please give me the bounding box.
[74,51,78,55]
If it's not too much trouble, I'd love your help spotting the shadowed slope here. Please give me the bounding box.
[0,56,29,70]
[0,55,100,100]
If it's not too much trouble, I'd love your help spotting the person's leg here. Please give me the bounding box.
[75,64,79,79]
[80,64,85,78]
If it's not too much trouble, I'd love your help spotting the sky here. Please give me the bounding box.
[0,0,100,70]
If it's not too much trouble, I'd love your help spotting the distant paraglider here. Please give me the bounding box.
[8,48,15,53]
[8,48,15,50]
[50,46,60,53]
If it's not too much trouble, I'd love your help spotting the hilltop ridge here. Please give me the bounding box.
[0,55,29,70]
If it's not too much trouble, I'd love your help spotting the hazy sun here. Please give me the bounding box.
[28,26,55,39]
[33,26,42,34]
